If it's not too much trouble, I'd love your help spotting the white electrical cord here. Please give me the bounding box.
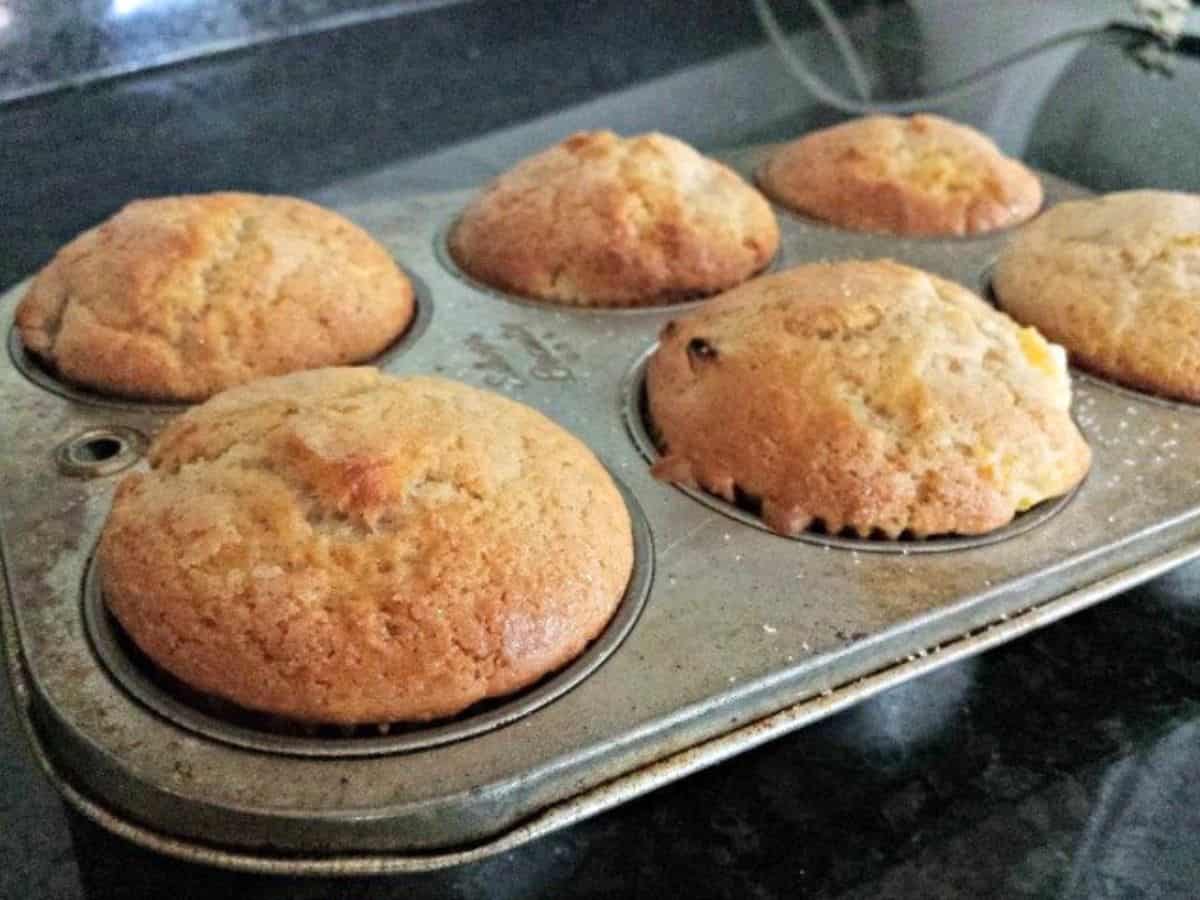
[803,0,874,100]
[753,0,1132,114]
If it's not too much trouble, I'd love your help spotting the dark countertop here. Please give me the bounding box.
[3,2,1199,897]
[0,0,461,104]
[0,0,773,287]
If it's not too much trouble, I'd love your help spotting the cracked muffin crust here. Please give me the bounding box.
[98,368,634,724]
[993,190,1200,403]
[448,130,780,307]
[646,260,1090,539]
[758,115,1042,237]
[15,193,414,401]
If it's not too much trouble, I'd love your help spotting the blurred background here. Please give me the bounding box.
[3,0,1198,292]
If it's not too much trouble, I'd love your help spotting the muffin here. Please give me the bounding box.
[647,260,1090,539]
[993,190,1200,403]
[758,114,1043,237]
[15,193,414,401]
[449,130,779,307]
[98,368,634,724]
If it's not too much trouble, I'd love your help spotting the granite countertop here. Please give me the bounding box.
[2,2,1199,897]
[0,0,463,104]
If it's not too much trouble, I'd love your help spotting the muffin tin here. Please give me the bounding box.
[4,145,1200,874]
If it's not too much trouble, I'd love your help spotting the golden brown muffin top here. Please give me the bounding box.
[647,260,1090,538]
[99,368,634,724]
[994,190,1200,402]
[16,193,414,401]
[758,114,1042,236]
[449,130,779,307]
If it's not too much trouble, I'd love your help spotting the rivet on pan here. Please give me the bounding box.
[55,427,146,478]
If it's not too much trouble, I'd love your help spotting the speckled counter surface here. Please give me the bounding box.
[2,2,1199,897]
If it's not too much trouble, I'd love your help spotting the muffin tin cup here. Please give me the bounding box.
[978,268,1200,414]
[754,169,1042,248]
[6,313,189,413]
[5,150,1200,872]
[619,345,1080,554]
[434,214,786,315]
[5,261,432,411]
[81,474,654,758]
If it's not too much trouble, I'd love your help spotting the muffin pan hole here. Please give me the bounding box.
[56,427,146,478]
[434,215,781,314]
[979,272,1200,413]
[81,476,654,758]
[621,347,1077,554]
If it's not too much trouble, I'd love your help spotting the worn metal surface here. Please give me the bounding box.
[3,147,1200,867]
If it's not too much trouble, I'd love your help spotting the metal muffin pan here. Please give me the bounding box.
[4,145,1200,874]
